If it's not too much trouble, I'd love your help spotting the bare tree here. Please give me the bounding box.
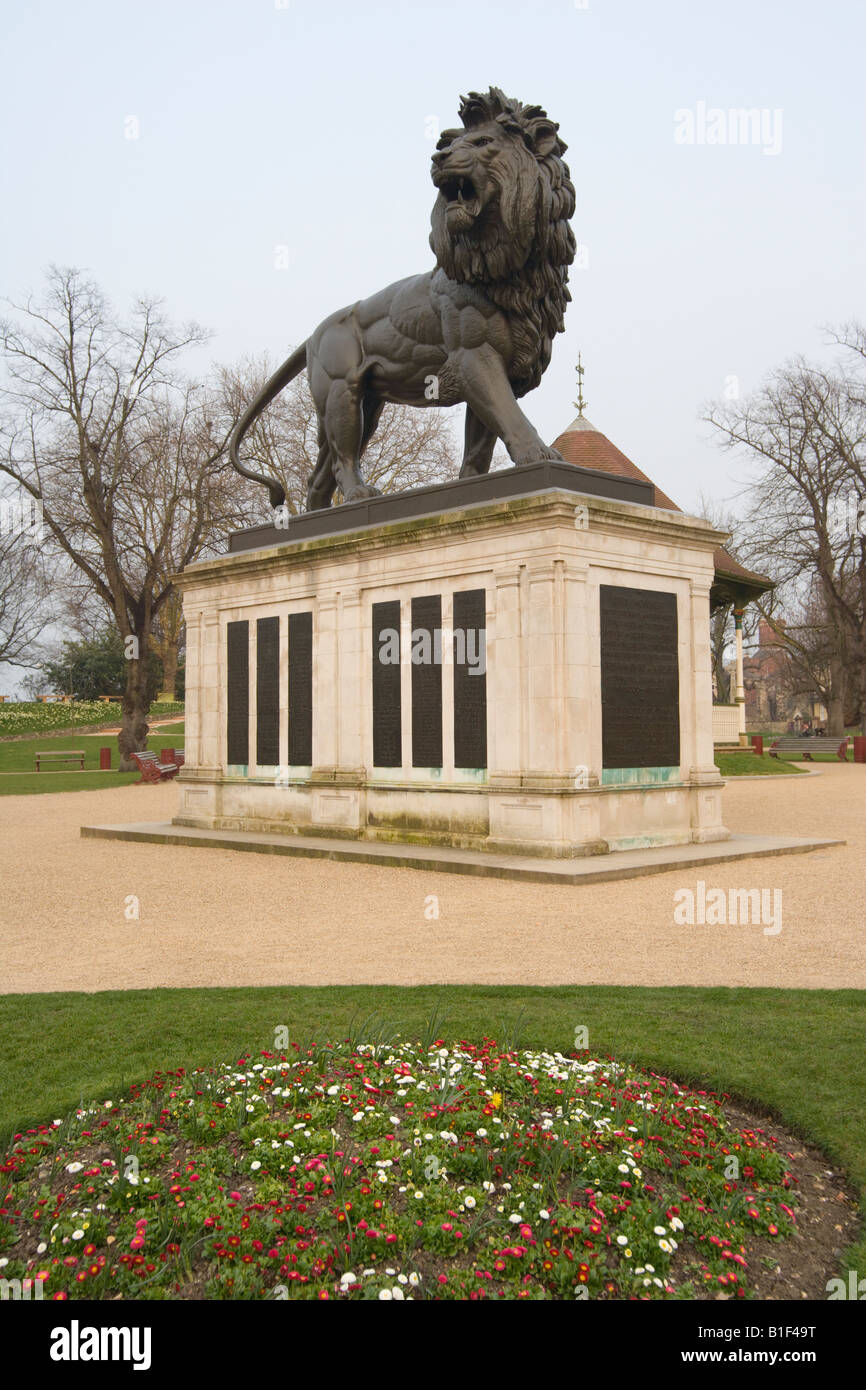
[0,267,234,766]
[127,387,251,701]
[0,517,53,670]
[705,334,866,733]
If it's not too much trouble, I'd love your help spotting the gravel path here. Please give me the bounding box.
[0,767,862,993]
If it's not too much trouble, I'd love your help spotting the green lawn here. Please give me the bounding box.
[0,721,185,793]
[153,720,184,740]
[1,985,864,1278]
[715,751,803,776]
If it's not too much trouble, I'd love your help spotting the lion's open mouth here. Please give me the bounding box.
[434,172,482,219]
[439,175,476,204]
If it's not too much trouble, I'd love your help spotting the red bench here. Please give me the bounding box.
[130,751,180,783]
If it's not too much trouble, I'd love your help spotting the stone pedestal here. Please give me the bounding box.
[173,475,729,858]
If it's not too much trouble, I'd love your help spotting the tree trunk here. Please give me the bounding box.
[117,638,151,771]
[710,605,732,703]
[827,694,845,737]
[826,653,846,736]
[158,640,178,702]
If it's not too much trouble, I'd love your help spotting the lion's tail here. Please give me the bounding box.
[228,341,309,510]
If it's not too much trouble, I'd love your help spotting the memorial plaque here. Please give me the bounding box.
[226,620,249,765]
[453,588,487,769]
[372,600,402,767]
[256,616,280,766]
[411,594,442,767]
[288,611,313,765]
[600,585,680,768]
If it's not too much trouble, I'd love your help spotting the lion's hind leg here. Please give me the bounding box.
[306,434,337,512]
[306,322,382,508]
[321,378,382,504]
[459,406,497,478]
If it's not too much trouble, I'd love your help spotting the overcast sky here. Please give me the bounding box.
[1,0,863,517]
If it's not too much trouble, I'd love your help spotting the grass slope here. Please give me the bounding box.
[0,722,185,794]
[0,701,183,737]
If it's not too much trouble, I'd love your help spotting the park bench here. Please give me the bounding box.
[768,737,849,762]
[34,749,86,771]
[130,750,180,783]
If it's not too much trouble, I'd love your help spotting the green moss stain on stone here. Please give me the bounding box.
[601,766,679,787]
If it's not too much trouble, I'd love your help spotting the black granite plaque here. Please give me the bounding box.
[256,616,280,766]
[226,620,249,765]
[288,611,313,765]
[372,600,402,767]
[453,588,487,769]
[600,585,680,768]
[411,594,442,767]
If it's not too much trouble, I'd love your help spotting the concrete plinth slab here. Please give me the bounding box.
[80,820,844,886]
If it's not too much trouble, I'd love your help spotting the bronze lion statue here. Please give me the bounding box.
[230,87,576,512]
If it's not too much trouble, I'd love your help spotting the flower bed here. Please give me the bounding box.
[0,701,183,738]
[0,1037,802,1301]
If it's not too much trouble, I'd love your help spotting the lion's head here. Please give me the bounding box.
[429,88,576,393]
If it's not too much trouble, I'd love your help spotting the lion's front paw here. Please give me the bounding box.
[342,481,382,504]
[514,444,565,466]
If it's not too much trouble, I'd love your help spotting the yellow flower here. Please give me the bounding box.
[491,1093,502,1110]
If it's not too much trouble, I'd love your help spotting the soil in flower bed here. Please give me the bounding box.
[0,1036,857,1301]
